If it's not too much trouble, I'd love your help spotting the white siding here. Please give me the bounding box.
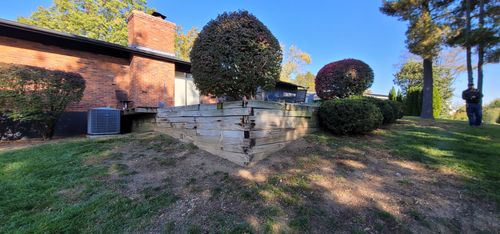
[175,72,200,106]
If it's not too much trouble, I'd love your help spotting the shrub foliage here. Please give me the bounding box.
[387,100,405,120]
[0,63,85,139]
[190,11,282,99]
[315,59,374,100]
[405,86,441,117]
[319,99,383,135]
[405,86,423,116]
[361,97,396,124]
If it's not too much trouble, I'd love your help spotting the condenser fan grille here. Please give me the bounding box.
[87,108,121,135]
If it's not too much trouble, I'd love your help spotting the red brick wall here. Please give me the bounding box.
[127,10,177,107]
[0,36,131,112]
[0,11,178,112]
[129,56,175,107]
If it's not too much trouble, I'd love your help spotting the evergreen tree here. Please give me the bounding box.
[396,89,404,102]
[444,0,499,103]
[406,87,423,116]
[475,0,499,104]
[18,0,152,46]
[381,0,446,119]
[388,87,397,101]
[394,59,454,112]
[433,86,442,117]
[405,86,441,117]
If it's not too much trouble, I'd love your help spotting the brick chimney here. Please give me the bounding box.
[127,10,176,108]
[127,10,176,55]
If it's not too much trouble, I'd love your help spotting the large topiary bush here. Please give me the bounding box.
[0,63,85,139]
[190,11,282,100]
[318,99,383,135]
[315,59,374,100]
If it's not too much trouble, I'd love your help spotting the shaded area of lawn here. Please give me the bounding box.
[0,136,178,233]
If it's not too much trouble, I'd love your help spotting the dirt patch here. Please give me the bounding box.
[94,132,498,233]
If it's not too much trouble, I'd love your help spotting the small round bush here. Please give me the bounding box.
[387,100,404,119]
[360,97,396,124]
[319,99,383,135]
[315,59,374,100]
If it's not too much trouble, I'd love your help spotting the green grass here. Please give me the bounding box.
[310,117,500,203]
[381,117,500,203]
[1,118,498,232]
[0,137,177,233]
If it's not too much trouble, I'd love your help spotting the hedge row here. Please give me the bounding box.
[318,97,404,135]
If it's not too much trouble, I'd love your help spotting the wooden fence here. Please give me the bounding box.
[155,100,319,165]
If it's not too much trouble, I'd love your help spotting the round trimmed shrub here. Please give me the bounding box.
[387,100,404,119]
[315,59,374,100]
[190,11,282,99]
[319,99,383,135]
[360,97,396,124]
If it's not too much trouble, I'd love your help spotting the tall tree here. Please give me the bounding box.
[18,0,151,46]
[475,0,499,104]
[445,0,499,104]
[477,0,484,97]
[466,0,474,85]
[294,72,315,92]
[280,45,312,82]
[394,59,454,113]
[175,26,199,61]
[396,89,404,102]
[388,86,397,101]
[381,0,446,119]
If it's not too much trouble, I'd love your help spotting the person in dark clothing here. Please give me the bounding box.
[462,83,483,126]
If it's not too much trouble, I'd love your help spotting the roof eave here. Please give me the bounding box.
[0,18,190,66]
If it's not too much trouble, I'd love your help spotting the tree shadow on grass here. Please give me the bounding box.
[225,122,499,233]
[1,127,499,233]
[377,120,500,203]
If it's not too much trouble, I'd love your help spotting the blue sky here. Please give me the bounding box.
[1,0,498,105]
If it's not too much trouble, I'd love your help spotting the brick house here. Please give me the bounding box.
[0,10,211,136]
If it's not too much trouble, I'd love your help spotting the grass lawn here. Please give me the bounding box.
[0,118,499,233]
[381,117,500,202]
[311,116,500,203]
[0,135,180,233]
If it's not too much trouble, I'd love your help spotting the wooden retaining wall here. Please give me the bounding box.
[155,100,319,165]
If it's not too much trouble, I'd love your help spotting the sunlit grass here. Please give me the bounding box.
[1,117,498,232]
[308,116,500,203]
[0,135,177,233]
[378,117,500,203]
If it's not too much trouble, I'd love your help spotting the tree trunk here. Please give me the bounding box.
[465,0,474,86]
[420,58,434,119]
[477,0,485,104]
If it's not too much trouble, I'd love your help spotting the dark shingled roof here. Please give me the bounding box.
[0,18,191,73]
